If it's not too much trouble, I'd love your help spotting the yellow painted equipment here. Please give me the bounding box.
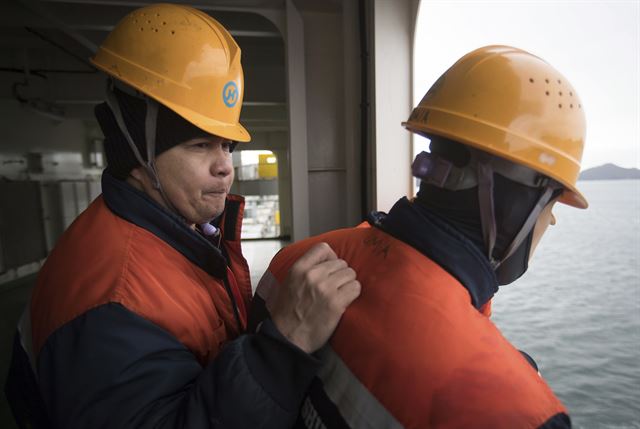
[258,154,278,179]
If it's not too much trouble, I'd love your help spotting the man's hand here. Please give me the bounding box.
[269,242,361,354]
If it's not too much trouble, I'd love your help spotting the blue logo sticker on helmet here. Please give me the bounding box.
[222,81,238,108]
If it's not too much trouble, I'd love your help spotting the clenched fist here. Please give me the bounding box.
[269,242,361,353]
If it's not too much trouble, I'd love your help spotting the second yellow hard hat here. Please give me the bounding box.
[404,45,587,208]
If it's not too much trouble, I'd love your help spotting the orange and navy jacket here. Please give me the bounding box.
[251,197,571,429]
[4,171,320,429]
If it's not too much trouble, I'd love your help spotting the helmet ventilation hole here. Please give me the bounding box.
[171,30,176,35]
[558,103,562,109]
[545,91,550,96]
[545,78,550,84]
[559,91,563,96]
[570,104,574,108]
[529,78,534,83]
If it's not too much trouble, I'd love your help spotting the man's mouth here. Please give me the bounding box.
[203,189,227,196]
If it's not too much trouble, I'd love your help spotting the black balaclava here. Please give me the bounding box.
[95,85,217,180]
[415,138,557,285]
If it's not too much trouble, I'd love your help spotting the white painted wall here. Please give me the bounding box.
[278,0,421,235]
[372,0,420,212]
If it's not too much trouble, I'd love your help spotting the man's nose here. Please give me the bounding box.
[210,148,233,177]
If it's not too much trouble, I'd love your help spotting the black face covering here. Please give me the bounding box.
[416,172,550,286]
[490,173,548,285]
[494,229,533,285]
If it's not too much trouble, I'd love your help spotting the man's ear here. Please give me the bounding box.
[129,166,147,183]
[126,166,151,192]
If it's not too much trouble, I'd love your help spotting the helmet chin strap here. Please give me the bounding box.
[475,159,557,269]
[476,160,497,265]
[105,80,184,222]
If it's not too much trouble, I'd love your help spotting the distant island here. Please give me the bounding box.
[579,163,640,181]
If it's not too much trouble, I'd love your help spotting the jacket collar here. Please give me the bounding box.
[375,197,498,309]
[101,170,230,279]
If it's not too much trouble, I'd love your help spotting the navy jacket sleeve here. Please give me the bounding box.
[539,413,572,429]
[37,303,320,429]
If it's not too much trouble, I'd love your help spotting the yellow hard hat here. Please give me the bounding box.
[91,3,250,142]
[403,45,587,208]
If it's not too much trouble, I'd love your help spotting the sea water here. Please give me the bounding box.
[492,180,640,428]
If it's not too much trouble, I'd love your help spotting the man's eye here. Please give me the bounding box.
[192,142,209,149]
[222,141,235,153]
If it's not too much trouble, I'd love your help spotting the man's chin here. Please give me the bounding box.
[196,208,224,225]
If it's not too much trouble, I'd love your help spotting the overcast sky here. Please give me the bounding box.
[413,0,640,170]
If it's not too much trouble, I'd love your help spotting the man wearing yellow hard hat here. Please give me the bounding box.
[251,45,586,428]
[4,4,360,428]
